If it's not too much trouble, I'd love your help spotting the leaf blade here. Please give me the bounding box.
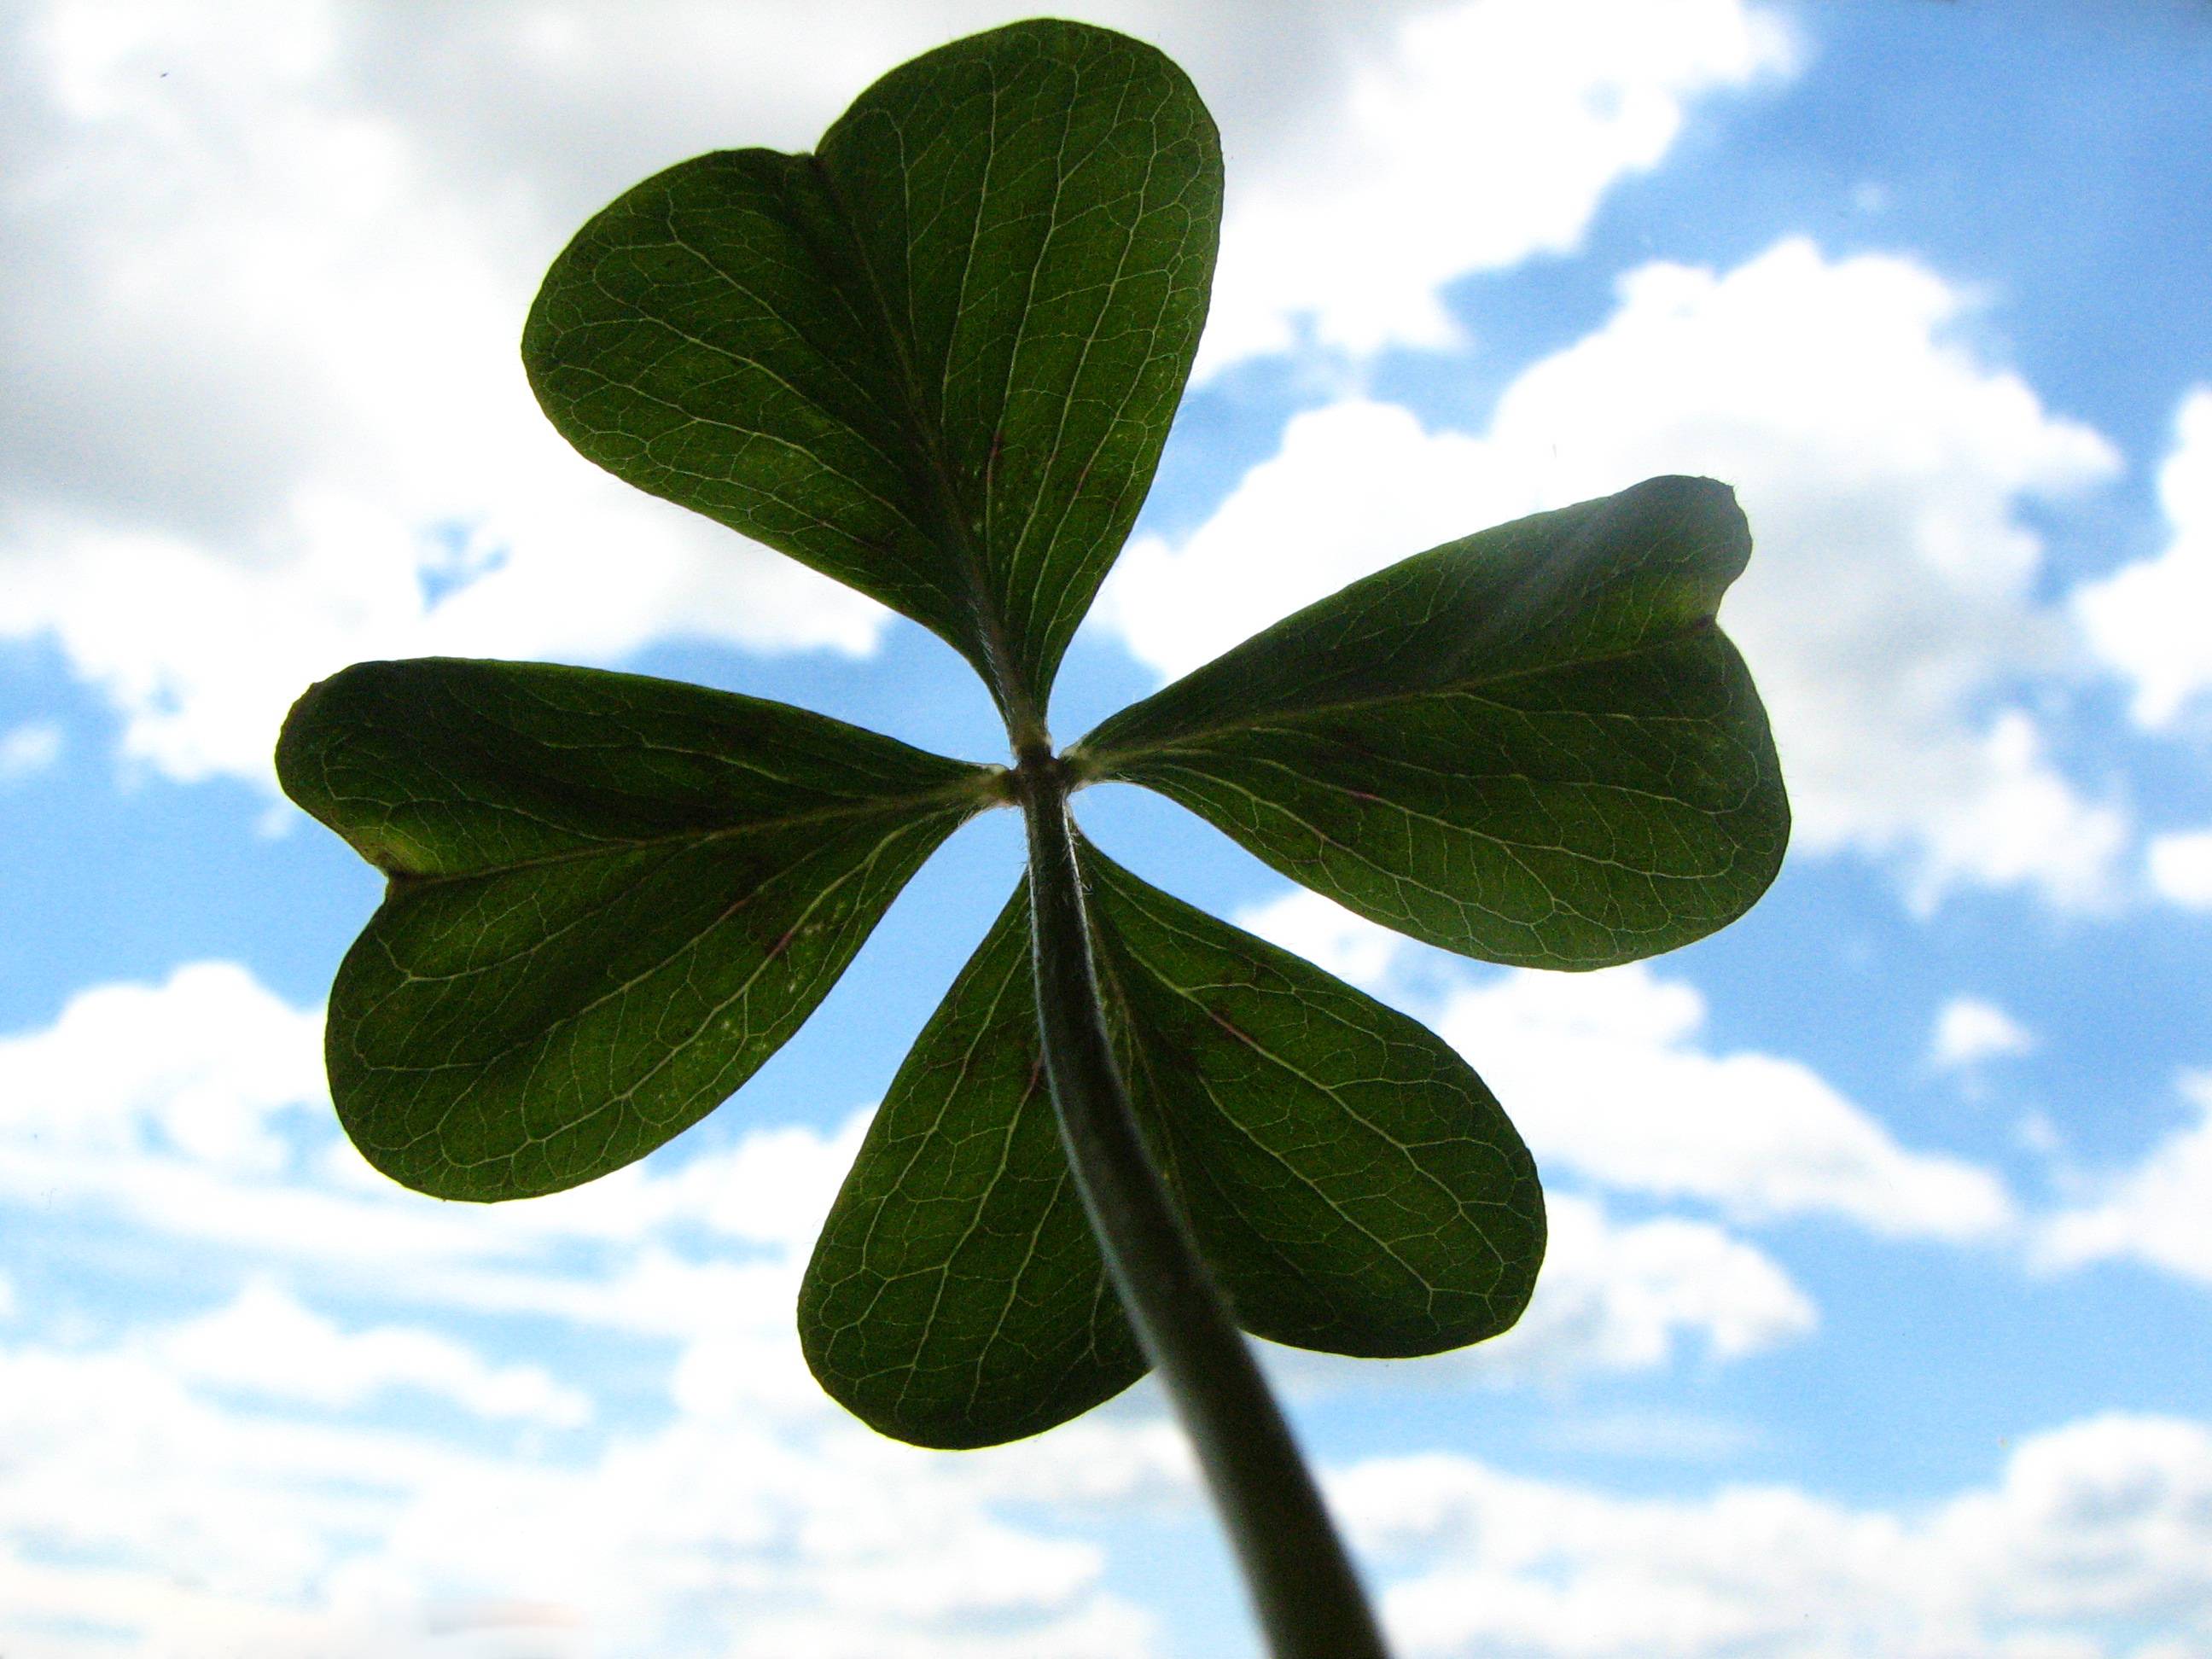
[1075,476,1790,969]
[278,657,995,1200]
[800,840,1543,1447]
[1086,845,1544,1359]
[522,20,1221,721]
[800,883,1146,1450]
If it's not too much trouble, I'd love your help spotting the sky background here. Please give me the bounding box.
[4,1,2212,1655]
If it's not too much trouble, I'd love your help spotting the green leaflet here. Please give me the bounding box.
[797,880,1143,1449]
[1074,476,1791,969]
[521,20,1221,729]
[800,840,1543,1448]
[276,658,997,1200]
[1090,846,1544,1356]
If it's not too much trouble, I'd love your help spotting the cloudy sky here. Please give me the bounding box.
[4,1,2211,1655]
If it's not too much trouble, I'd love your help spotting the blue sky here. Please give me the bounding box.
[4,2,2211,1655]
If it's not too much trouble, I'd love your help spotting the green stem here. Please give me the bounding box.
[1016,748,1392,1659]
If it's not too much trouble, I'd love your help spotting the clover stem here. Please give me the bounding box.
[1016,749,1393,1659]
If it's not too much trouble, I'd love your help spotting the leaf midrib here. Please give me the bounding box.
[372,771,997,888]
[1074,614,1724,776]
[806,149,1039,736]
[1091,872,1469,1305]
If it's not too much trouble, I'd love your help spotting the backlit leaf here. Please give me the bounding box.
[277,657,997,1200]
[521,20,1221,727]
[1074,475,1789,969]
[1087,845,1545,1358]
[798,882,1144,1450]
[800,838,1542,1447]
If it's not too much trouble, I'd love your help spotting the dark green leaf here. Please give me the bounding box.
[1074,475,1790,969]
[521,20,1221,727]
[276,658,997,1201]
[798,882,1145,1450]
[1086,845,1545,1357]
[800,840,1542,1447]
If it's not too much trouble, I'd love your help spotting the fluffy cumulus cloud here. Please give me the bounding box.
[0,957,1819,1654]
[0,971,2186,1650]
[1930,995,2037,1074]
[0,0,1790,789]
[2075,387,2212,726]
[0,961,1173,1656]
[1107,239,2127,909]
[1335,1412,2212,1657]
[1268,1192,1814,1404]
[1193,0,1795,372]
[1437,961,2015,1241]
[0,960,325,1177]
[0,1329,1165,1659]
[155,1278,593,1428]
[0,958,903,1281]
[2146,829,2212,910]
[0,1,896,787]
[2040,1070,2212,1286]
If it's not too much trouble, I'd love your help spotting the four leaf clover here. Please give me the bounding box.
[279,18,1786,1454]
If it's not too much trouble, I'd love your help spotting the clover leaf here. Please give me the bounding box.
[278,20,1786,1658]
[800,841,1543,1450]
[517,17,1219,739]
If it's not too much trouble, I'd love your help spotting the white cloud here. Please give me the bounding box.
[1104,239,2127,908]
[487,1112,873,1255]
[1930,996,2036,1073]
[2146,828,2212,910]
[2075,387,2212,725]
[2040,1071,2212,1286]
[0,960,325,1176]
[1336,1412,2212,1657]
[1194,0,1796,373]
[0,959,892,1282]
[0,1327,1164,1659]
[0,949,2167,1654]
[157,1279,592,1427]
[1,956,1816,1401]
[0,955,1170,1657]
[0,2,941,788]
[0,956,1172,1656]
[1435,962,2016,1240]
[0,720,62,782]
[1112,399,1496,684]
[0,494,882,788]
[0,951,1829,1652]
